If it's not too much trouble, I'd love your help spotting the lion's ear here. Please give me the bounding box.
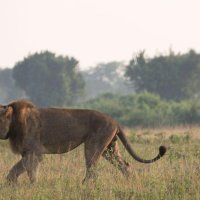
[5,106,13,119]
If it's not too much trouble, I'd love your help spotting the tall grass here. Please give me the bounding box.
[0,127,200,200]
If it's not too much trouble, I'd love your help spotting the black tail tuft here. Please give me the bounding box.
[159,146,167,157]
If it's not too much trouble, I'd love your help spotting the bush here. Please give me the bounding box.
[81,92,200,127]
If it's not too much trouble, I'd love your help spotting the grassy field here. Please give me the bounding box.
[0,126,200,200]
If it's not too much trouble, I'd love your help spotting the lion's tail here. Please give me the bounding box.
[117,128,166,164]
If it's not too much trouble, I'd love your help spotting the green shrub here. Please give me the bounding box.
[81,92,200,127]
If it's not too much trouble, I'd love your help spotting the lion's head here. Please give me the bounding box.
[0,106,13,140]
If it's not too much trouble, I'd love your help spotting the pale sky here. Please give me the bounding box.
[0,0,200,69]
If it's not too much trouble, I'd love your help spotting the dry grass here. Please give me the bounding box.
[0,126,200,200]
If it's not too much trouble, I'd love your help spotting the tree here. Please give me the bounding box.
[13,51,85,106]
[0,69,25,103]
[125,50,200,100]
[82,62,132,100]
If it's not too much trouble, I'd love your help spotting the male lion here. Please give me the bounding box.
[0,100,166,184]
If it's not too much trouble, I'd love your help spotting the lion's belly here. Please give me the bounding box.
[40,126,88,154]
[40,140,83,154]
[39,108,91,154]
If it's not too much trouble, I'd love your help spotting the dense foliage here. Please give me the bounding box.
[126,50,200,100]
[13,51,85,106]
[0,69,25,103]
[82,92,200,127]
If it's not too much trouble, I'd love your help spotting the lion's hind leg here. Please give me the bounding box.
[83,128,117,183]
[102,140,130,178]
[83,140,107,183]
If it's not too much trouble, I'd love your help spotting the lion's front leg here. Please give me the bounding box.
[7,159,26,184]
[7,152,42,184]
[25,152,41,184]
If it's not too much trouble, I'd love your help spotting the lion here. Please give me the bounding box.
[0,99,166,184]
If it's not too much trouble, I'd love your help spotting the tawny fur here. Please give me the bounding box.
[0,100,166,184]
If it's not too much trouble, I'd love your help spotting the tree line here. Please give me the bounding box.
[1,49,200,126]
[0,51,132,105]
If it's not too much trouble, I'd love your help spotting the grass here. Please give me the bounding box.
[0,126,200,200]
